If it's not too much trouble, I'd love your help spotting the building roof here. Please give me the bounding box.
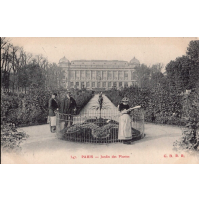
[71,60,126,62]
[130,57,140,65]
[70,60,128,66]
[59,56,70,64]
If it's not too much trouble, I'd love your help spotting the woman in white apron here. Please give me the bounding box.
[118,97,132,144]
[48,93,59,133]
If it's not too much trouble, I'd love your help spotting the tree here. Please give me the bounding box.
[166,56,194,93]
[186,40,199,63]
[186,40,199,89]
[134,64,151,89]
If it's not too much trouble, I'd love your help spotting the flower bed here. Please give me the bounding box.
[58,118,142,143]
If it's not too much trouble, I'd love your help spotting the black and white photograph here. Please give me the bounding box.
[1,37,199,164]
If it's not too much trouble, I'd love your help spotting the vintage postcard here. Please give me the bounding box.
[1,37,199,164]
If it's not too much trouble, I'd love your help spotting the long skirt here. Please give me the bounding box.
[47,116,56,126]
[118,114,132,140]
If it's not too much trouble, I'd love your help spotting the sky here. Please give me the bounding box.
[10,37,197,68]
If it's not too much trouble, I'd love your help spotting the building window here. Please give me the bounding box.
[97,82,101,88]
[76,71,80,80]
[102,82,106,87]
[113,82,117,87]
[124,82,128,87]
[131,71,136,80]
[102,71,107,80]
[91,71,96,80]
[108,71,112,80]
[119,71,123,80]
[70,82,74,87]
[97,71,101,77]
[86,82,90,87]
[76,82,79,87]
[124,71,128,80]
[80,71,85,80]
[70,71,75,79]
[119,82,123,87]
[96,71,101,80]
[86,71,91,79]
[92,82,95,87]
[113,71,117,80]
[108,82,111,87]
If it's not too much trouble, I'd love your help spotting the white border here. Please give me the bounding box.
[1,1,199,201]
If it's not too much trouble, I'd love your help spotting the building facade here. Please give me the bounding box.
[58,56,140,90]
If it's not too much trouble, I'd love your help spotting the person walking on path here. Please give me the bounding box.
[59,91,77,128]
[48,93,59,133]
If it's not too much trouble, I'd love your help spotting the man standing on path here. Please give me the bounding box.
[59,91,77,128]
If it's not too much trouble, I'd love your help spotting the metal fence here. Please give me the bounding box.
[55,109,145,144]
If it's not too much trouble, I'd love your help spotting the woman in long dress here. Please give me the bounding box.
[118,97,132,144]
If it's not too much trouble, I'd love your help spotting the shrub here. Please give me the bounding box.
[1,124,29,151]
[1,89,93,126]
[173,91,199,151]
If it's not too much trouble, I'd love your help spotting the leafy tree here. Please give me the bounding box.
[186,40,199,63]
[134,64,151,89]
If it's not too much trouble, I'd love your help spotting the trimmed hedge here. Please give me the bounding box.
[1,89,93,127]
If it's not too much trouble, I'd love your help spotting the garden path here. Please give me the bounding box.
[2,122,199,164]
[73,94,120,124]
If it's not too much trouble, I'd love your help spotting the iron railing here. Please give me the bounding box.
[56,109,145,143]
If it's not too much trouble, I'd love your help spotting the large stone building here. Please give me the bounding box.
[58,56,140,90]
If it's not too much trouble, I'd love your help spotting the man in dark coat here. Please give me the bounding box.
[48,93,59,132]
[59,91,77,128]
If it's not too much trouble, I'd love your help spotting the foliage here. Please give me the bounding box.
[17,64,46,89]
[73,90,93,112]
[173,90,199,151]
[1,37,60,93]
[1,89,93,126]
[1,124,29,151]
[61,118,141,141]
[57,88,93,114]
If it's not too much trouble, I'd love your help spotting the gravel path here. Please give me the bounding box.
[2,123,198,164]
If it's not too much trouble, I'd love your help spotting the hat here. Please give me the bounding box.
[53,93,57,96]
[121,97,129,102]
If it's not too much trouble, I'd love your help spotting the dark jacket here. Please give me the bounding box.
[118,103,130,112]
[59,96,77,114]
[48,98,59,116]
